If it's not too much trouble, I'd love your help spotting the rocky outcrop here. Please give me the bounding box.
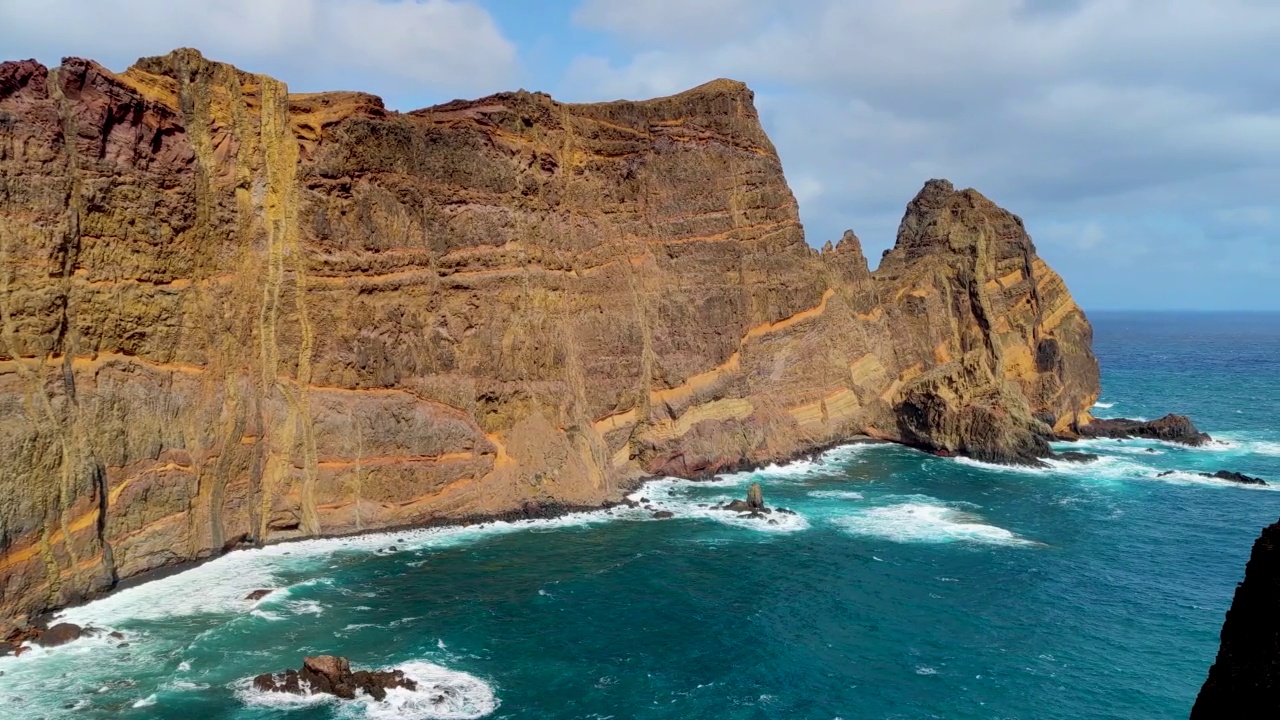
[1080,415,1210,446]
[0,49,1099,621]
[1157,470,1267,486]
[254,655,416,702]
[1192,518,1280,718]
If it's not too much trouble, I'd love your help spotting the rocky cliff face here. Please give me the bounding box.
[0,49,1099,623]
[1192,518,1280,718]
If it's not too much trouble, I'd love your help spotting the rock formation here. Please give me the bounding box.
[1192,518,1280,718]
[0,49,1099,622]
[1079,414,1211,446]
[254,655,416,702]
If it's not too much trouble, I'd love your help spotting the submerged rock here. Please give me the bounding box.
[254,655,417,703]
[1055,451,1098,463]
[652,510,674,519]
[1079,414,1211,446]
[245,589,273,601]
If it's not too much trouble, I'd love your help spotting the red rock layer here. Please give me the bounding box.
[0,49,1098,623]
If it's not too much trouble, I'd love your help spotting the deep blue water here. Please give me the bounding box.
[2,311,1278,719]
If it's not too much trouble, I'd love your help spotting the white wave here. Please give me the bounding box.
[807,490,865,500]
[132,694,157,708]
[284,600,325,616]
[57,506,626,628]
[236,678,333,709]
[1205,433,1280,457]
[832,501,1036,547]
[353,661,498,720]
[1092,402,1115,409]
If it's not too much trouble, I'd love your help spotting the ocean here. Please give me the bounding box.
[2,311,1278,719]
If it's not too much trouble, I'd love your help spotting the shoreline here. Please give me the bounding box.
[18,435,889,636]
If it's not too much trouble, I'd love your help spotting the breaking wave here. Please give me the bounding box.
[831,499,1036,547]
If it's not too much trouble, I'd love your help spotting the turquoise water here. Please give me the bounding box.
[2,311,1279,719]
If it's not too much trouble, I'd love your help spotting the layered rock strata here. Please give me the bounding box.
[0,49,1099,622]
[1192,518,1280,718]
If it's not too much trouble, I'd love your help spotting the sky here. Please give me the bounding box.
[1,0,1277,310]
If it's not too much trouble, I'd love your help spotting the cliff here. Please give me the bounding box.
[0,49,1099,623]
[1192,518,1280,718]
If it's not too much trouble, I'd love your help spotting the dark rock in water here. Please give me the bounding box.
[621,498,639,509]
[724,499,752,513]
[747,482,765,510]
[39,623,83,647]
[388,546,398,552]
[1192,518,1280,718]
[1056,451,1098,463]
[255,655,417,703]
[768,519,778,525]
[652,510,674,519]
[245,589,273,601]
[777,508,796,515]
[0,642,14,657]
[108,631,125,640]
[1156,470,1266,485]
[639,497,650,504]
[1205,471,1267,486]
[1146,448,1158,453]
[1080,414,1211,446]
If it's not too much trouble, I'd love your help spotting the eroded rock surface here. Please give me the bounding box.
[0,49,1099,621]
[1193,518,1280,718]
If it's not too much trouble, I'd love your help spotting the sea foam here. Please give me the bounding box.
[831,499,1036,547]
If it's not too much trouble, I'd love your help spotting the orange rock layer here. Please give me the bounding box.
[0,50,1098,622]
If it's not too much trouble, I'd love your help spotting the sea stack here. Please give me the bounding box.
[0,49,1100,622]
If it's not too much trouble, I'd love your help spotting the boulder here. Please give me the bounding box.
[723,499,751,513]
[652,511,674,519]
[39,623,83,647]
[747,482,765,510]
[245,589,273,601]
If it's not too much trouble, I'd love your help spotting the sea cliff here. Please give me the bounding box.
[0,49,1098,623]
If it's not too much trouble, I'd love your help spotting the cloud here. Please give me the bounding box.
[0,0,517,101]
[559,0,1280,309]
[573,0,771,46]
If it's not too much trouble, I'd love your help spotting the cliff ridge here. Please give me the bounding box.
[0,49,1099,623]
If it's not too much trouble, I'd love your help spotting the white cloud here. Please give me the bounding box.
[573,0,770,45]
[557,0,1280,308]
[0,0,516,99]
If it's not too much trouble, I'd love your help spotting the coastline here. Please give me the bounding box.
[15,435,889,636]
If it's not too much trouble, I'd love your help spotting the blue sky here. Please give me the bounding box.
[2,0,1277,310]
